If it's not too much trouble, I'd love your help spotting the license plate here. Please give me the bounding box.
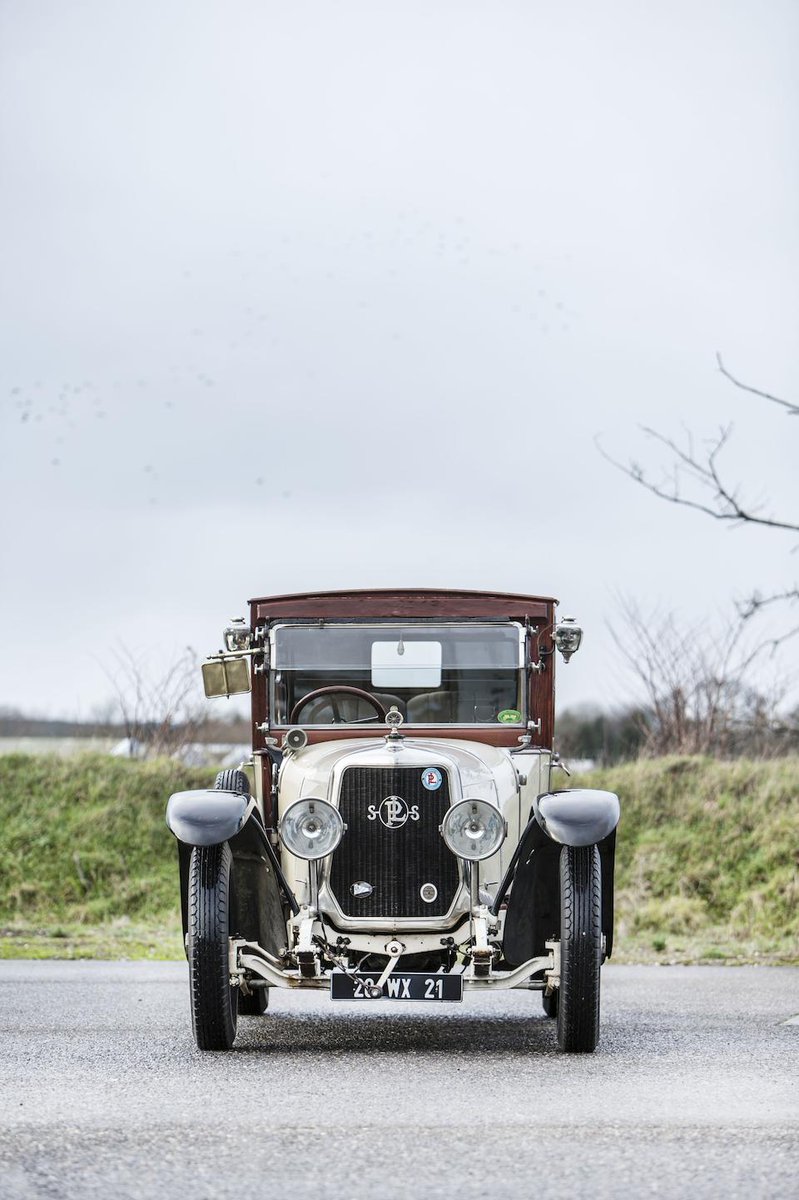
[330,971,463,1002]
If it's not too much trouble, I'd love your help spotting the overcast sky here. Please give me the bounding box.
[1,0,797,719]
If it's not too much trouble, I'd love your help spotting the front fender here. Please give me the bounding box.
[166,789,287,960]
[533,788,620,847]
[166,788,255,847]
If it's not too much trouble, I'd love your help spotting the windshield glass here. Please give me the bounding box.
[270,623,524,726]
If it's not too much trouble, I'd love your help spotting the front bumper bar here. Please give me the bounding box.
[232,940,555,993]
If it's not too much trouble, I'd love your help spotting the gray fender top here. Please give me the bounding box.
[166,788,255,847]
[533,788,620,847]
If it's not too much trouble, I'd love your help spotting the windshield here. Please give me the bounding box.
[269,623,525,726]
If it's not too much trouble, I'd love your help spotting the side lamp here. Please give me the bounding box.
[553,616,583,663]
[223,618,252,652]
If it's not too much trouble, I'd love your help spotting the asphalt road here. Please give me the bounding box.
[0,962,797,1200]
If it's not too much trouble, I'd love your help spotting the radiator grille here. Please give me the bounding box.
[330,765,460,919]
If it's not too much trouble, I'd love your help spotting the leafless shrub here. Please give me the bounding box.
[609,600,795,757]
[103,644,209,757]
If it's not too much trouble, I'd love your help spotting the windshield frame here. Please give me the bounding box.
[268,620,527,729]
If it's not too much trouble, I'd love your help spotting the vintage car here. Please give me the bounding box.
[166,589,620,1053]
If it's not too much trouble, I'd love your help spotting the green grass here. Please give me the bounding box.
[0,752,796,962]
[575,756,799,964]
[0,753,207,958]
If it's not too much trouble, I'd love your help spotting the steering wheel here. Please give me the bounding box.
[289,686,388,725]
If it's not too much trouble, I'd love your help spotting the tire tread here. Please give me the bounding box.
[188,842,237,1050]
[214,769,250,795]
[557,844,602,1053]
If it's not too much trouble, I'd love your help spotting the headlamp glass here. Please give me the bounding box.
[279,798,345,860]
[441,799,506,862]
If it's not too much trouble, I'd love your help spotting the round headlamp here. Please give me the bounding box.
[279,798,345,861]
[441,799,506,862]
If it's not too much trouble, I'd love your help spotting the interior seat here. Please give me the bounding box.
[405,691,456,724]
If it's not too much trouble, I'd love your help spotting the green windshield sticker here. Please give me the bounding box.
[497,709,522,724]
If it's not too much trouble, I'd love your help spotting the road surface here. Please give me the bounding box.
[0,961,797,1198]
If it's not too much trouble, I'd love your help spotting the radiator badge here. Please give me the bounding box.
[350,881,374,898]
[367,795,420,829]
[421,767,443,791]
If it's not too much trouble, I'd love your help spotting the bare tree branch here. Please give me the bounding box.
[716,353,799,417]
[599,354,798,539]
[597,428,799,533]
[738,589,799,620]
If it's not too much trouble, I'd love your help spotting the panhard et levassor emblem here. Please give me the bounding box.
[367,795,420,829]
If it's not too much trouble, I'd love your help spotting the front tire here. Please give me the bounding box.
[556,844,602,1053]
[214,768,250,795]
[209,769,269,1019]
[188,842,238,1050]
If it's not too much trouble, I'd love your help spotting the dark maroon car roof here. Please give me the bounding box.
[249,589,556,621]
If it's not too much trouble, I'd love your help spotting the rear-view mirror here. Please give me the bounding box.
[202,657,251,698]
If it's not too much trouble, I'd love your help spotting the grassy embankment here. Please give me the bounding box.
[0,753,796,962]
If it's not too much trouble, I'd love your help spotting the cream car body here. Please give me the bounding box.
[166,589,620,1054]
